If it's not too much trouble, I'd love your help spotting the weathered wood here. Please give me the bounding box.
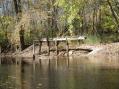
[40,36,86,42]
[66,38,69,56]
[33,36,86,56]
[39,41,42,55]
[33,41,35,60]
[0,57,1,64]
[46,38,50,55]
[55,41,58,55]
[78,40,84,45]
[0,46,1,53]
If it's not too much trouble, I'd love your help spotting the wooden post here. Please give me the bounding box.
[0,46,1,54]
[55,40,58,55]
[39,41,42,55]
[39,59,41,65]
[46,38,50,55]
[78,40,81,46]
[78,40,84,46]
[66,38,69,56]
[33,41,35,60]
[0,57,1,64]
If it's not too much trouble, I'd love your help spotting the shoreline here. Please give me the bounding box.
[1,42,119,69]
[0,42,119,59]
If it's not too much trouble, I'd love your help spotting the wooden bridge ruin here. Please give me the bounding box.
[33,36,87,59]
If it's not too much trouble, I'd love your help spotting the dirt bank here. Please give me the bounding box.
[16,42,119,59]
[1,42,119,60]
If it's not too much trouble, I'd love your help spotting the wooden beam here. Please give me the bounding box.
[40,36,86,42]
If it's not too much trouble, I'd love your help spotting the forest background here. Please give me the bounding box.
[0,0,119,52]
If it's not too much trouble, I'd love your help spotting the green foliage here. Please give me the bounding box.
[99,2,118,32]
[84,35,101,44]
[56,0,84,35]
[102,15,117,31]
[0,31,9,50]
[0,16,13,29]
[0,16,15,47]
[1,0,119,52]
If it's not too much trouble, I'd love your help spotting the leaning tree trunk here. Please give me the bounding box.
[107,0,119,28]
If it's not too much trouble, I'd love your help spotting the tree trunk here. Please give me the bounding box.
[13,0,19,14]
[92,8,96,34]
[107,0,119,24]
[13,0,25,51]
[19,25,25,51]
[13,0,22,14]
[47,0,59,37]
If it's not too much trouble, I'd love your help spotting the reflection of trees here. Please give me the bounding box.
[1,57,119,89]
[0,58,22,89]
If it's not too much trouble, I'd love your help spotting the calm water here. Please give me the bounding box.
[0,57,119,89]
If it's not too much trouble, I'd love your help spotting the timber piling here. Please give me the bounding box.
[32,36,86,59]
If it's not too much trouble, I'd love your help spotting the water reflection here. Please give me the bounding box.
[0,57,119,89]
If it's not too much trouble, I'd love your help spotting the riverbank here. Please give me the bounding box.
[1,42,119,60]
[1,42,119,69]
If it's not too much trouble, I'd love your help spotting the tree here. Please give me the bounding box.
[13,0,25,51]
[107,0,119,25]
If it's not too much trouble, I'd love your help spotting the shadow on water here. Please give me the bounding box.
[1,57,119,89]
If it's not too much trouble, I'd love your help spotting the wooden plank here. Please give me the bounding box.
[40,36,86,42]
[53,36,86,41]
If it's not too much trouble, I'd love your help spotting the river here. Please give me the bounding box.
[0,57,119,89]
